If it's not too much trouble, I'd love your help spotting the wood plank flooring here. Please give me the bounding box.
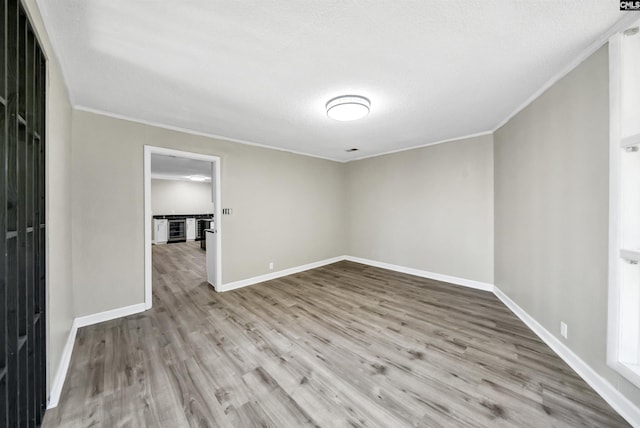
[43,241,630,427]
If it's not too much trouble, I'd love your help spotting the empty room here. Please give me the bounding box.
[2,1,640,427]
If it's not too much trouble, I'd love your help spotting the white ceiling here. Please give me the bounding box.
[38,1,629,162]
[151,154,212,180]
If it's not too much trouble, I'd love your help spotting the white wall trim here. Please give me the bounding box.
[71,14,638,167]
[608,31,624,375]
[77,104,492,165]
[47,302,146,408]
[150,173,212,182]
[44,255,640,425]
[218,256,347,292]
[349,257,640,426]
[349,131,494,162]
[46,321,77,409]
[66,14,637,169]
[606,20,640,392]
[144,146,222,308]
[77,106,342,163]
[144,147,153,309]
[219,255,494,293]
[74,303,147,328]
[345,255,494,292]
[493,13,639,133]
[494,286,640,427]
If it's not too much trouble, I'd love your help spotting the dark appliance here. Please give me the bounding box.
[196,219,213,241]
[168,219,186,243]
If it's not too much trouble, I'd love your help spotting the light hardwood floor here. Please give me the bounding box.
[43,241,630,427]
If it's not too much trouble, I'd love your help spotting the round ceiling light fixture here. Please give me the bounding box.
[326,95,370,121]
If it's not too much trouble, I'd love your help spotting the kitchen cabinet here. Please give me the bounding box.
[154,219,168,244]
[186,218,196,240]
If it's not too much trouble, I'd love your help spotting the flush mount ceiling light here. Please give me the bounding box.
[326,95,370,121]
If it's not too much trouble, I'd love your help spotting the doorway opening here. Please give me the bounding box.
[143,146,222,309]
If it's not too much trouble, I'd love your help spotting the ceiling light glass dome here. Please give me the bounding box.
[326,95,370,121]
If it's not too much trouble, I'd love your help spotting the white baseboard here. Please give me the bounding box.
[350,257,639,425]
[493,286,640,427]
[47,302,147,409]
[217,256,347,292]
[218,255,494,293]
[74,303,147,328]
[47,320,78,409]
[345,255,494,292]
[44,260,640,425]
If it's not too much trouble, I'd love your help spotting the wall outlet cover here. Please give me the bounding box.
[560,322,568,339]
[269,262,274,270]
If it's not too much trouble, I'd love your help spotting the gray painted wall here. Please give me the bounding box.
[494,45,640,405]
[32,7,640,413]
[24,0,75,397]
[346,134,494,284]
[151,179,214,216]
[71,110,347,317]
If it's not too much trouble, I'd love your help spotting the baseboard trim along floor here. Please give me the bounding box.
[47,321,77,409]
[46,257,640,426]
[493,286,640,427]
[216,256,347,292]
[47,303,147,409]
[344,255,495,292]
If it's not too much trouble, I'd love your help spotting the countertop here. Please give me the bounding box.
[153,214,214,220]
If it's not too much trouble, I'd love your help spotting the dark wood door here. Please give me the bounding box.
[1,0,47,426]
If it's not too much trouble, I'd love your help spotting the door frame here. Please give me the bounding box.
[143,145,222,309]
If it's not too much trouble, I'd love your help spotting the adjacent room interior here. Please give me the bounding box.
[2,1,640,426]
[147,149,220,295]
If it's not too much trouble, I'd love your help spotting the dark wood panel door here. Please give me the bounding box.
[1,0,47,426]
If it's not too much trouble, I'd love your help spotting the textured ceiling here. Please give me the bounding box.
[38,1,629,161]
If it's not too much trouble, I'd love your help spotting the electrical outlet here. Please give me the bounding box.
[269,262,274,270]
[560,322,568,339]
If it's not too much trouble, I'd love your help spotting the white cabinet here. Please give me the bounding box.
[153,219,168,244]
[186,218,196,241]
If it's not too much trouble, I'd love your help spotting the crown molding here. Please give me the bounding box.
[73,105,345,163]
[493,12,639,133]
[349,131,494,162]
